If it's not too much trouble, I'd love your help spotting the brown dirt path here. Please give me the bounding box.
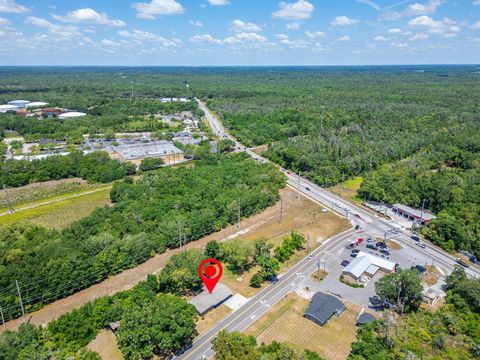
[2,186,336,333]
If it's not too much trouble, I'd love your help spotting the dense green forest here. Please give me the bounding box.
[195,66,480,257]
[348,267,480,359]
[0,153,285,320]
[0,151,136,187]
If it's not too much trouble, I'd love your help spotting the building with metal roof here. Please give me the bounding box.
[342,251,396,283]
[114,140,183,161]
[59,111,87,119]
[26,102,49,108]
[188,283,233,315]
[392,204,436,225]
[8,100,30,108]
[0,105,19,113]
[304,292,345,326]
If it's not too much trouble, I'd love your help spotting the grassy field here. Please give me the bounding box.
[0,187,112,229]
[329,176,363,203]
[219,187,350,297]
[196,305,232,335]
[246,293,362,360]
[0,178,106,210]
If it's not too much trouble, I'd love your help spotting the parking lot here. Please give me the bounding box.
[298,227,446,310]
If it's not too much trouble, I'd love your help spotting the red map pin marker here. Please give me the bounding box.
[198,258,223,293]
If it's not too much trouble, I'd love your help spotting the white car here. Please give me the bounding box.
[308,253,314,259]
[416,242,427,249]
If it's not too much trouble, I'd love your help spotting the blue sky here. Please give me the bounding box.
[0,0,479,65]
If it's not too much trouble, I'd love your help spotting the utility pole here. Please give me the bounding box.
[237,198,241,229]
[0,304,5,330]
[307,234,310,253]
[317,259,320,280]
[15,280,26,323]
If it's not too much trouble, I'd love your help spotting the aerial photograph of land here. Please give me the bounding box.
[0,1,479,360]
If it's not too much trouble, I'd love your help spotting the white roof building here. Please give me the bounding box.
[26,102,49,108]
[0,105,19,113]
[8,100,30,106]
[59,111,87,119]
[343,251,396,280]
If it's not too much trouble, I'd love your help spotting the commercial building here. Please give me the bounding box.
[342,251,396,283]
[8,100,30,108]
[304,292,345,326]
[59,111,87,119]
[113,140,183,163]
[0,105,19,113]
[26,102,49,108]
[188,284,233,315]
[391,204,436,225]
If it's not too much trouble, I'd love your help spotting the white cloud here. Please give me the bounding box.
[272,0,314,20]
[409,15,461,37]
[276,33,289,40]
[101,39,121,47]
[474,0,480,5]
[374,35,387,41]
[381,0,444,21]
[131,0,184,19]
[118,29,178,46]
[0,16,9,25]
[208,0,229,5]
[331,16,359,27]
[388,28,402,34]
[286,22,300,30]
[406,0,444,16]
[305,30,325,39]
[25,16,77,33]
[189,20,203,27]
[0,0,29,14]
[356,0,380,11]
[338,35,351,41]
[231,19,262,33]
[471,21,480,30]
[232,32,267,42]
[387,28,411,36]
[52,8,125,27]
[190,33,223,44]
[409,33,429,40]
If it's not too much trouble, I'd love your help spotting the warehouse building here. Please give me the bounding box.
[0,104,19,113]
[8,100,30,108]
[113,140,183,162]
[59,111,87,119]
[391,204,436,225]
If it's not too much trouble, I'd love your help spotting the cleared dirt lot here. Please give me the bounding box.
[1,186,348,333]
[246,293,362,360]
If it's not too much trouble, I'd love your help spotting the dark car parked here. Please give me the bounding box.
[366,244,378,251]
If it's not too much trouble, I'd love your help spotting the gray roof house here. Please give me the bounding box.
[188,283,233,316]
[304,292,345,326]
